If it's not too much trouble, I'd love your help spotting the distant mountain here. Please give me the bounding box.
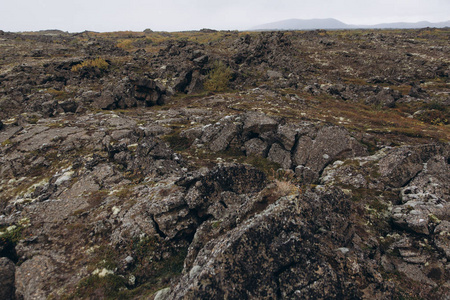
[251,18,351,30]
[357,20,450,29]
[251,18,450,30]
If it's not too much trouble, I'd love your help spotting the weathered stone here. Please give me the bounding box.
[209,122,239,152]
[267,143,292,169]
[307,126,367,173]
[168,187,361,299]
[193,55,208,65]
[186,70,204,94]
[365,88,400,108]
[243,112,278,135]
[154,287,171,300]
[293,135,313,166]
[184,164,266,213]
[59,100,78,113]
[379,144,448,188]
[96,90,116,110]
[391,151,449,235]
[295,165,318,183]
[277,124,297,151]
[15,255,56,300]
[244,138,268,156]
[292,126,367,182]
[0,257,15,300]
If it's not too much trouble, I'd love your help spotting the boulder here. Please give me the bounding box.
[131,77,166,106]
[59,99,78,113]
[391,152,450,235]
[0,257,15,300]
[293,135,314,166]
[293,126,367,182]
[365,88,400,108]
[243,112,278,135]
[15,255,56,300]
[267,143,292,169]
[209,122,239,152]
[244,138,268,156]
[168,187,361,299]
[277,124,297,151]
[378,144,448,188]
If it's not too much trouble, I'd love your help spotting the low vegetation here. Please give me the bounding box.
[71,58,109,72]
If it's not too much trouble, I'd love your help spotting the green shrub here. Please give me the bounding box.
[0,225,23,251]
[204,61,233,92]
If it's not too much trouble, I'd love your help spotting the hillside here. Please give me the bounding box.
[0,28,449,299]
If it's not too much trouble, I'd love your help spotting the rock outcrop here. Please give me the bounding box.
[186,112,368,182]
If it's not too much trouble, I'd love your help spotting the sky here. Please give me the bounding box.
[1,0,449,32]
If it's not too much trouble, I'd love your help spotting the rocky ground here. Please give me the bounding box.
[0,28,449,299]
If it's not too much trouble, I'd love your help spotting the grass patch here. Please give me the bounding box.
[69,274,128,300]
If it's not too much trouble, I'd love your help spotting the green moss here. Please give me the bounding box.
[70,274,128,300]
[245,156,281,176]
[47,88,75,101]
[1,139,12,147]
[114,187,132,200]
[162,133,191,151]
[428,214,441,224]
[212,220,222,229]
[370,198,388,212]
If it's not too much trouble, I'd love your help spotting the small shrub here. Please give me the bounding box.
[71,58,109,73]
[204,61,233,92]
[0,225,23,245]
[0,225,23,261]
[415,109,449,125]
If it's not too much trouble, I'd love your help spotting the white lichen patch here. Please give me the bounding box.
[18,217,31,227]
[112,206,121,216]
[55,167,74,186]
[27,178,50,194]
[85,245,100,254]
[127,143,138,151]
[128,274,136,285]
[92,268,114,277]
[7,225,17,232]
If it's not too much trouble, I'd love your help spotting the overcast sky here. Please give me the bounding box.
[1,0,449,32]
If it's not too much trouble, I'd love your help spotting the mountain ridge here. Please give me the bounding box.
[251,18,450,30]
